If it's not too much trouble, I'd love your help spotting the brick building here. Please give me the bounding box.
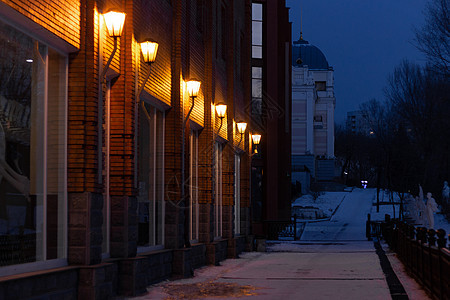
[251,0,292,236]
[0,0,254,298]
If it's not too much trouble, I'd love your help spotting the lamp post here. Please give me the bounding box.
[236,121,247,149]
[101,10,126,79]
[99,10,125,253]
[252,134,261,154]
[183,80,201,128]
[137,40,159,97]
[181,79,201,248]
[214,102,227,140]
[215,103,227,120]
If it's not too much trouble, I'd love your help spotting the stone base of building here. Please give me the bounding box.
[0,266,78,299]
[0,238,250,299]
[206,239,228,265]
[227,236,246,258]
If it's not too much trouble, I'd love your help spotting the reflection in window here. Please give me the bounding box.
[252,3,263,59]
[251,67,262,115]
[0,21,67,267]
[138,103,164,248]
[252,79,262,98]
[252,67,262,79]
[252,21,262,45]
[252,3,263,20]
[252,46,262,59]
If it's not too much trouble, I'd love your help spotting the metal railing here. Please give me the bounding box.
[367,216,449,299]
[264,215,300,240]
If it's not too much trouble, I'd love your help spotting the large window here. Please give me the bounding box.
[234,154,241,235]
[252,66,262,115]
[214,142,223,238]
[189,130,199,242]
[138,102,165,249]
[252,3,263,59]
[0,21,67,269]
[252,2,263,118]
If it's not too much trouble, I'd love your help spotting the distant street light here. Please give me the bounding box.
[252,134,261,154]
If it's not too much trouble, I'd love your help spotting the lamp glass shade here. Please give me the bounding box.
[140,41,159,63]
[186,80,201,98]
[215,104,227,118]
[252,134,261,145]
[236,122,247,134]
[103,11,126,37]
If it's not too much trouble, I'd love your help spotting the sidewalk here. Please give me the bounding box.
[130,241,429,300]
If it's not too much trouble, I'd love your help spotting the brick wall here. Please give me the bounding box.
[2,0,80,48]
[0,0,255,296]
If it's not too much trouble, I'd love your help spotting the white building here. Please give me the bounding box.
[291,36,336,186]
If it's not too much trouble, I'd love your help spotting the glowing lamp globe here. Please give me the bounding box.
[140,40,159,64]
[103,11,126,37]
[186,80,201,98]
[252,134,261,145]
[215,103,227,119]
[236,122,247,135]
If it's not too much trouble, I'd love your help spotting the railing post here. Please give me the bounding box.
[436,229,446,248]
[427,229,436,296]
[436,229,446,300]
[427,229,436,247]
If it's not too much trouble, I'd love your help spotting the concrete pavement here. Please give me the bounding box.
[130,189,429,299]
[132,242,397,299]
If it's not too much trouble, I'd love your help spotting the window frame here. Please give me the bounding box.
[137,102,166,253]
[0,20,69,276]
[189,130,199,242]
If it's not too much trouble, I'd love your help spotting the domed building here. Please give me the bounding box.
[291,36,336,192]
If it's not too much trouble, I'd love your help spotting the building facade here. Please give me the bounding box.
[291,36,335,186]
[0,0,254,298]
[346,110,372,135]
[251,0,292,234]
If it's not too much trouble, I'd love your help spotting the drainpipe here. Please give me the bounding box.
[182,96,195,248]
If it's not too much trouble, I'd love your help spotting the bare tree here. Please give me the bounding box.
[385,60,450,214]
[414,0,450,76]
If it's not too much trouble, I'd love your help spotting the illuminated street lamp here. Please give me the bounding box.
[140,40,159,64]
[138,40,159,98]
[236,122,247,135]
[252,134,261,154]
[186,80,201,99]
[215,103,227,119]
[103,11,126,37]
[182,79,202,219]
[236,121,247,149]
[101,10,126,79]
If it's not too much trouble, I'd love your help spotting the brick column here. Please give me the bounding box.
[68,192,103,265]
[67,0,102,266]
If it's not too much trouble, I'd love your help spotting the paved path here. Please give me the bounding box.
[300,188,375,241]
[134,242,391,299]
[132,189,429,299]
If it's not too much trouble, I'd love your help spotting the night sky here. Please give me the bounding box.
[286,0,428,124]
